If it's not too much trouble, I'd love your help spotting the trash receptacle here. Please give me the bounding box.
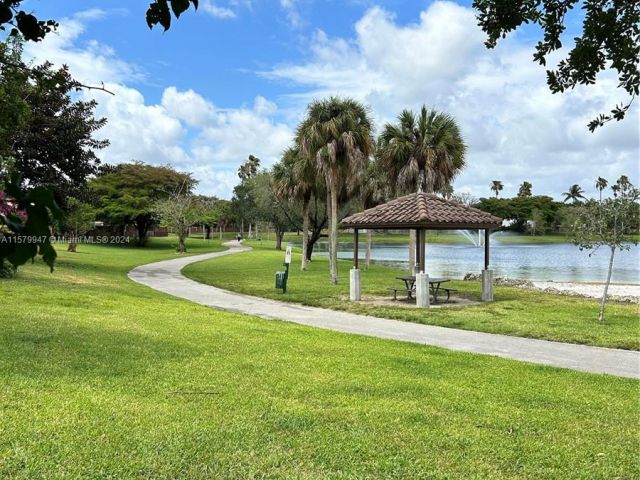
[275,271,285,289]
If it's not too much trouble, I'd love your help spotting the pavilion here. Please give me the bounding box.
[341,192,503,307]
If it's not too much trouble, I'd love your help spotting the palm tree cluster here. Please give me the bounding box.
[269,97,467,284]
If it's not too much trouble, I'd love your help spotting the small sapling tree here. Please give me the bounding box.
[572,177,639,321]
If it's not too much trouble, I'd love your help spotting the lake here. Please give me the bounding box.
[306,241,640,284]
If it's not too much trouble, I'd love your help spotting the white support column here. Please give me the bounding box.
[481,269,494,302]
[415,272,430,308]
[350,268,361,301]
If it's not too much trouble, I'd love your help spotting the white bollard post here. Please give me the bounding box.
[415,272,430,308]
[350,268,361,301]
[481,269,494,302]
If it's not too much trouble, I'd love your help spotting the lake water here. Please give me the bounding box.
[306,241,640,284]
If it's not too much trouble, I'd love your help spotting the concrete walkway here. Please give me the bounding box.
[128,241,640,379]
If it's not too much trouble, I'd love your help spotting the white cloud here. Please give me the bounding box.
[265,1,639,199]
[21,10,293,198]
[201,0,236,19]
[280,0,303,28]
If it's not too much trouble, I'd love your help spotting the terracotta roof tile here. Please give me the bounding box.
[341,193,502,229]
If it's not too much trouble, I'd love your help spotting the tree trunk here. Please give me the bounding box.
[135,218,149,246]
[301,198,310,271]
[365,229,372,269]
[67,233,77,253]
[599,246,616,322]
[248,223,252,239]
[205,225,211,240]
[255,223,259,240]
[177,235,186,253]
[241,219,244,237]
[408,229,416,275]
[219,223,223,240]
[275,227,283,251]
[329,172,339,285]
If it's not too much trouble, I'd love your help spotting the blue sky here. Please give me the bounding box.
[19,0,639,199]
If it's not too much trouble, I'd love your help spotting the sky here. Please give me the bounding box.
[17,0,640,200]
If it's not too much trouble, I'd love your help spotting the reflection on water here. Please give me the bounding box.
[305,242,640,284]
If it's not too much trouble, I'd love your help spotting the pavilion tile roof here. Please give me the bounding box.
[341,192,502,230]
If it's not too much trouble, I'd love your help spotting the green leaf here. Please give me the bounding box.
[0,5,13,24]
[15,12,42,42]
[146,0,172,31]
[171,0,190,18]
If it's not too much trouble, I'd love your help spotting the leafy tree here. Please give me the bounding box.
[250,171,298,251]
[0,0,195,272]
[0,1,198,41]
[273,147,321,269]
[192,195,221,240]
[477,195,560,232]
[297,97,374,284]
[90,163,195,246]
[572,177,639,321]
[490,180,503,198]
[238,155,261,181]
[473,0,639,131]
[562,184,586,204]
[360,158,390,269]
[595,176,608,201]
[1,39,108,207]
[528,208,548,236]
[156,190,202,253]
[517,181,533,198]
[0,172,62,271]
[214,199,234,240]
[62,198,95,252]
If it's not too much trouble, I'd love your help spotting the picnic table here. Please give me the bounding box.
[392,275,453,304]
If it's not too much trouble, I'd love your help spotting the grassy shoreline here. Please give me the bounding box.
[1,237,638,478]
[184,240,640,350]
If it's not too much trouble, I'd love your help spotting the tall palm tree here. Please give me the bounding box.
[595,177,608,202]
[296,96,374,284]
[379,106,466,195]
[518,181,533,197]
[273,147,317,271]
[562,184,586,204]
[378,106,466,273]
[360,156,389,269]
[490,180,503,198]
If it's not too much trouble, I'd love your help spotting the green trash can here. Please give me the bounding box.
[275,271,285,289]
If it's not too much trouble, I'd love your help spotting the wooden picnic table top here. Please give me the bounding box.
[396,275,450,285]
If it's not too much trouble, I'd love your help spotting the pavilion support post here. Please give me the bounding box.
[481,229,493,302]
[353,229,359,269]
[350,229,361,301]
[419,229,426,274]
[416,271,430,308]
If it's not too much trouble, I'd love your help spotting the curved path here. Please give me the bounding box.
[129,241,640,379]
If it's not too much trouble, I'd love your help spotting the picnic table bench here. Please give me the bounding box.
[390,276,456,304]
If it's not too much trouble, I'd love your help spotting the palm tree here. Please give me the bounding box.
[595,177,608,201]
[296,97,374,284]
[360,156,389,269]
[490,180,503,198]
[378,106,466,273]
[379,106,466,195]
[273,147,317,271]
[517,181,532,197]
[562,184,586,204]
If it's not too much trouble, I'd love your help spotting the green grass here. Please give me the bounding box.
[1,236,639,478]
[184,240,640,350]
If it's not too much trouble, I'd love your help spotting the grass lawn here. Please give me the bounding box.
[184,240,640,350]
[1,236,638,478]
